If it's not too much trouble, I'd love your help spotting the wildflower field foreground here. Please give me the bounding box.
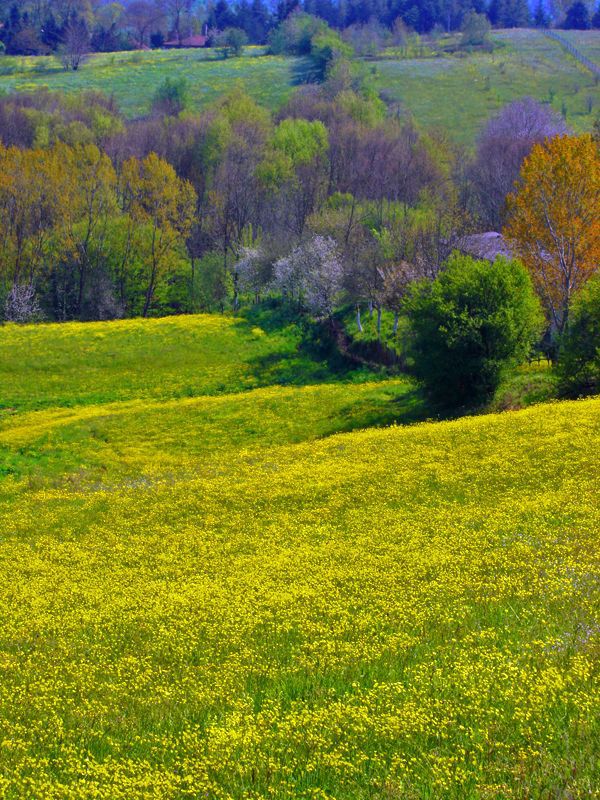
[0,314,599,799]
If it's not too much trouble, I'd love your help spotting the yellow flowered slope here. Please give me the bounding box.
[0,315,598,799]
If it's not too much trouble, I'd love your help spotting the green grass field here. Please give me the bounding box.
[0,312,598,798]
[557,29,600,62]
[372,29,600,143]
[0,46,308,116]
[0,29,598,141]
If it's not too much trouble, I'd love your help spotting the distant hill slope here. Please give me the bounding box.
[0,312,598,798]
[372,28,599,143]
[0,30,597,142]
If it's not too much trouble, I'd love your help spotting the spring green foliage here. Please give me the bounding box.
[404,254,544,406]
[310,28,354,79]
[272,118,329,164]
[558,274,600,395]
[0,313,598,797]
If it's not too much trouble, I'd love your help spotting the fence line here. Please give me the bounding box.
[544,30,600,78]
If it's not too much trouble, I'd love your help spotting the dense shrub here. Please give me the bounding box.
[557,275,600,395]
[152,77,191,116]
[404,253,543,406]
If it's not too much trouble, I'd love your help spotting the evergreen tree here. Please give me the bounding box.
[563,0,591,27]
[533,0,549,26]
[41,13,61,50]
[489,0,529,26]
[214,0,236,29]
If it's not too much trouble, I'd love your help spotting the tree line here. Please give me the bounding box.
[1,0,600,59]
[0,73,598,403]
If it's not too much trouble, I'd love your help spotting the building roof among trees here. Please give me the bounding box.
[456,232,515,262]
[163,35,208,48]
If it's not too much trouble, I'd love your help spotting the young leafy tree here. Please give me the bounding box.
[377,260,419,335]
[505,134,600,336]
[206,91,272,303]
[404,254,543,406]
[216,27,248,57]
[119,153,196,316]
[461,12,490,45]
[152,77,190,116]
[259,118,329,237]
[66,144,118,317]
[0,143,76,291]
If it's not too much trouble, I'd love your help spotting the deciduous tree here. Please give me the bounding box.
[505,134,600,335]
[119,153,196,315]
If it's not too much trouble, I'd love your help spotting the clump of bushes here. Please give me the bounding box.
[557,275,600,396]
[404,253,543,407]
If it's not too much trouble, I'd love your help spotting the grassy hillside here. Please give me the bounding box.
[557,29,600,61]
[0,313,598,798]
[0,47,307,116]
[0,30,597,141]
[372,29,599,143]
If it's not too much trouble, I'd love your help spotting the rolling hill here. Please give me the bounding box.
[0,29,598,142]
[0,313,598,798]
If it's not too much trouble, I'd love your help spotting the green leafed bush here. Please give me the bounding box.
[404,253,543,407]
[558,274,600,396]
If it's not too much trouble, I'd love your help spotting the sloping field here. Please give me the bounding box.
[0,314,598,798]
[557,30,600,63]
[0,30,597,141]
[373,29,600,143]
[0,47,306,116]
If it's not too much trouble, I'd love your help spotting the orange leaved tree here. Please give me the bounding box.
[505,134,600,336]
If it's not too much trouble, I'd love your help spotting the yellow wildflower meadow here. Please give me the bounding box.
[0,315,598,799]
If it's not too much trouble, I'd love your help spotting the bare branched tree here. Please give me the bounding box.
[60,15,89,71]
[469,98,568,230]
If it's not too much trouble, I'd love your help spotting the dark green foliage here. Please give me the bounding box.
[533,0,550,27]
[488,0,530,27]
[150,31,165,49]
[563,1,591,28]
[557,275,600,395]
[404,254,543,407]
[152,77,190,116]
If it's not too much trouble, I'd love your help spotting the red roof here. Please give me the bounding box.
[164,35,207,48]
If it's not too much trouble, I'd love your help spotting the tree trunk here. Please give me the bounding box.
[393,311,399,335]
[233,270,239,312]
[142,281,154,317]
[376,305,382,337]
[356,304,363,333]
[368,299,373,318]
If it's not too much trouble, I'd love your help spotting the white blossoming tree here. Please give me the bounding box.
[273,235,344,317]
